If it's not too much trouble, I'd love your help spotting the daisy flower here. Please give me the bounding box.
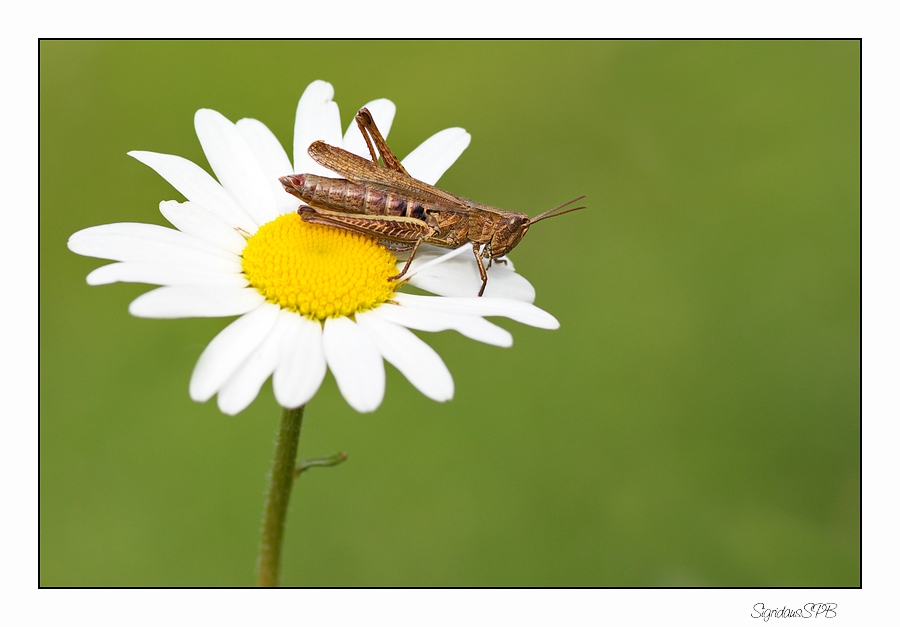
[68,80,560,415]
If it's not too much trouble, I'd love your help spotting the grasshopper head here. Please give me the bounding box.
[487,213,530,258]
[487,196,587,259]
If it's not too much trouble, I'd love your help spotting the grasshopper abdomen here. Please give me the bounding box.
[282,173,428,221]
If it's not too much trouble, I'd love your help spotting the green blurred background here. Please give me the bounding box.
[40,41,859,587]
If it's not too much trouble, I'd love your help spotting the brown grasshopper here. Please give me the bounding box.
[279,108,585,297]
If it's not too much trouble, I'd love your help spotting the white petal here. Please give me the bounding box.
[236,118,300,216]
[128,150,257,232]
[393,293,559,329]
[356,311,453,402]
[216,312,291,415]
[194,109,281,226]
[322,316,384,413]
[189,303,280,402]
[129,285,265,318]
[158,200,248,255]
[402,128,471,185]
[371,303,512,347]
[342,98,396,159]
[272,311,327,409]
[293,80,343,176]
[68,223,241,272]
[87,262,248,288]
[405,246,536,302]
[235,118,293,178]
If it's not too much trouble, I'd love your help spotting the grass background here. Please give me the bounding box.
[40,40,859,587]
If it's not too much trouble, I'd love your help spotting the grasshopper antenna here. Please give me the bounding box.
[529,195,587,224]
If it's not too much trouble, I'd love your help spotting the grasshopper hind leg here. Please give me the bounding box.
[381,241,416,253]
[356,108,410,176]
[389,239,424,282]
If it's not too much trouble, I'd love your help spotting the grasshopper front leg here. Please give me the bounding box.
[473,242,489,297]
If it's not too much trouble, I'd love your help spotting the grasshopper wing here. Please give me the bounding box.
[307,141,469,211]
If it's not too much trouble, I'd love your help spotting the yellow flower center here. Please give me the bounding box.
[242,213,397,320]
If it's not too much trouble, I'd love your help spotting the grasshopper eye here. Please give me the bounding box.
[509,215,527,231]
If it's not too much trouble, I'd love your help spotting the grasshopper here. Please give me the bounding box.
[279,108,585,297]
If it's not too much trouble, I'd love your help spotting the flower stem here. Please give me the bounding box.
[257,405,305,587]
